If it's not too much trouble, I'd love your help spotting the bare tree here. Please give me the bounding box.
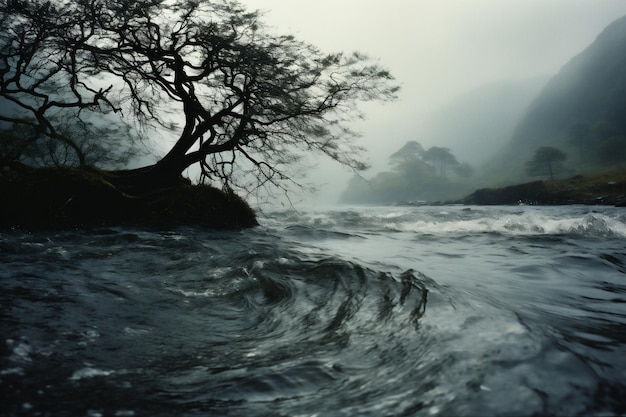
[525,146,567,180]
[0,0,398,195]
[0,1,125,166]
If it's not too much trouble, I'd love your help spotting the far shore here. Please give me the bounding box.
[454,169,626,207]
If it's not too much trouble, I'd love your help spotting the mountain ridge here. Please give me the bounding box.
[495,14,626,174]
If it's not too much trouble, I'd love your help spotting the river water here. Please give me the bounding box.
[1,205,625,417]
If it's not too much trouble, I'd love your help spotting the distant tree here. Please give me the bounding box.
[0,0,398,196]
[387,141,433,177]
[525,146,566,180]
[389,141,425,165]
[422,146,459,178]
[340,143,475,204]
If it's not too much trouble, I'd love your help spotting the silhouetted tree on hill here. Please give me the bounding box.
[389,141,425,165]
[387,141,432,177]
[526,146,567,180]
[422,146,459,178]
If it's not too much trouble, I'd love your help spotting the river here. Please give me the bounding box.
[1,205,625,416]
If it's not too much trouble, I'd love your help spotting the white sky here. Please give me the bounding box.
[239,1,626,204]
[249,1,626,109]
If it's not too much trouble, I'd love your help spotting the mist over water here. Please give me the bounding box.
[1,205,625,416]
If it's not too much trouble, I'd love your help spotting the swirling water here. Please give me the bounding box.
[1,205,625,417]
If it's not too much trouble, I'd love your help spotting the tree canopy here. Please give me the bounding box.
[0,0,398,194]
[339,141,475,204]
[422,146,459,178]
[525,146,567,180]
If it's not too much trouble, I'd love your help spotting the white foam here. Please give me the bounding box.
[1,367,24,376]
[8,341,32,363]
[171,288,218,297]
[387,211,626,237]
[70,367,114,380]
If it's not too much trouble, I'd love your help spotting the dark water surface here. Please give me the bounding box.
[1,205,625,416]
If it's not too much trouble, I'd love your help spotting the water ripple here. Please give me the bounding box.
[2,205,626,416]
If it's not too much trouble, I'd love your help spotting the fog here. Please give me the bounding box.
[243,0,626,204]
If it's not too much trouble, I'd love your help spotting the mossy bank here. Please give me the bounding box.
[459,169,626,206]
[0,163,257,230]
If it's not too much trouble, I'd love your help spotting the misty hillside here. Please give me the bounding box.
[492,14,626,177]
[338,78,548,204]
[340,15,626,204]
[415,77,548,165]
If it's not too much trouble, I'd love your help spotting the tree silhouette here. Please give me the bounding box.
[0,0,398,194]
[389,141,425,164]
[422,146,459,178]
[388,140,429,175]
[525,146,566,180]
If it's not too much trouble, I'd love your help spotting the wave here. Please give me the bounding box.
[389,212,626,237]
[268,206,626,238]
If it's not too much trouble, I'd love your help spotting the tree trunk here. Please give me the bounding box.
[103,160,186,195]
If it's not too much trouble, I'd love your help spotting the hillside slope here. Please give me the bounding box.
[415,77,547,165]
[459,168,626,206]
[491,15,626,176]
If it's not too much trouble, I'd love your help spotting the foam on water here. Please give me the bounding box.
[386,211,626,237]
[290,205,626,238]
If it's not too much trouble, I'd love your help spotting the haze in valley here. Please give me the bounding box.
[242,1,626,204]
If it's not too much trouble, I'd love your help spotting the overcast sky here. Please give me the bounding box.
[249,1,626,109]
[239,1,626,204]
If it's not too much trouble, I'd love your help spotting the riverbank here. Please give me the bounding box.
[459,169,626,206]
[0,163,257,230]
